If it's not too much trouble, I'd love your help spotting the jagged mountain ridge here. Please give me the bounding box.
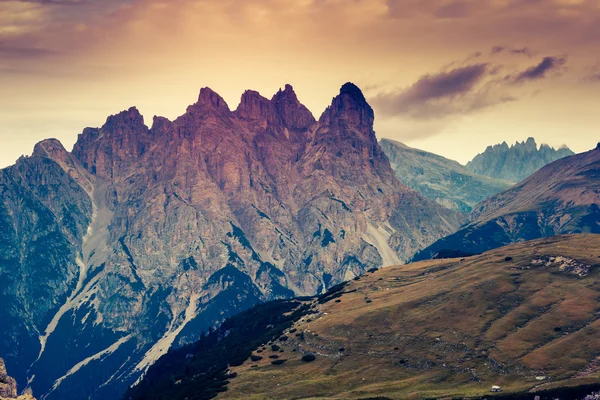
[465,137,574,183]
[0,83,462,400]
[413,144,600,261]
[380,139,512,212]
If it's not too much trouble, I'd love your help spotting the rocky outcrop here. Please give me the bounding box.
[0,358,35,400]
[414,145,600,261]
[465,137,574,183]
[0,83,462,400]
[380,139,512,212]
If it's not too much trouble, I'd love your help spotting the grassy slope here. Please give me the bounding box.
[223,234,600,399]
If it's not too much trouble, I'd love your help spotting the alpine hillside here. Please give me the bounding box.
[128,235,600,400]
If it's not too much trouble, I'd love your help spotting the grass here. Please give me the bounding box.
[223,234,600,399]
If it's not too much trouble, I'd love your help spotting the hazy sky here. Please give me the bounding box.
[1,0,600,167]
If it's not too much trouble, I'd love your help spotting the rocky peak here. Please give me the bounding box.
[235,90,276,122]
[319,82,374,131]
[104,107,144,131]
[194,87,230,111]
[32,139,69,162]
[271,84,315,130]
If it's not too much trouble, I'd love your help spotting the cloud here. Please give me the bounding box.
[370,63,514,119]
[370,51,571,120]
[491,45,533,57]
[512,56,567,83]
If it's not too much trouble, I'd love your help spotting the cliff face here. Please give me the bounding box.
[380,139,512,212]
[0,83,462,400]
[465,137,574,183]
[414,145,600,261]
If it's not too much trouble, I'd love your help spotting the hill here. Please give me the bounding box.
[127,234,600,400]
[380,139,512,212]
[413,144,600,261]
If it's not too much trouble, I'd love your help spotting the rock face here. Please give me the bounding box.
[414,146,600,261]
[465,137,574,183]
[0,83,463,400]
[0,358,34,400]
[380,139,512,212]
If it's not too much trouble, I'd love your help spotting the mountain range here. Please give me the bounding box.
[465,137,574,183]
[414,144,600,261]
[0,83,463,400]
[380,139,512,212]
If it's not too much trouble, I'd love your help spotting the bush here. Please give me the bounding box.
[271,344,280,351]
[367,267,379,273]
[335,299,341,303]
[269,354,279,359]
[271,359,287,365]
[278,335,288,342]
[365,299,372,303]
[504,256,513,261]
[338,347,345,352]
[250,355,262,362]
[301,354,316,362]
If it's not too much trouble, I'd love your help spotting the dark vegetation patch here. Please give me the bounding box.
[271,359,287,365]
[433,249,480,259]
[301,354,316,362]
[125,299,311,400]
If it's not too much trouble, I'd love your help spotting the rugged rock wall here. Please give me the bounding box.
[0,83,462,400]
[465,137,574,183]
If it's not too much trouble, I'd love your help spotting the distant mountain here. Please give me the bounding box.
[0,83,462,400]
[128,235,600,400]
[465,137,574,183]
[413,144,600,261]
[380,139,512,212]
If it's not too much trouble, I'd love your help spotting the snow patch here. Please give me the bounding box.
[362,222,401,267]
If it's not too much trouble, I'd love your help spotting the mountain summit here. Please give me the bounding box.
[0,83,462,400]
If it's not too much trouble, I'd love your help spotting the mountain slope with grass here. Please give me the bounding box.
[127,234,600,400]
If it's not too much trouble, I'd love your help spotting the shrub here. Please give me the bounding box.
[271,345,280,351]
[504,256,513,261]
[250,355,262,362]
[289,328,297,333]
[365,299,372,303]
[269,354,279,359]
[279,335,288,342]
[338,347,345,352]
[335,299,341,303]
[271,359,287,365]
[301,354,316,362]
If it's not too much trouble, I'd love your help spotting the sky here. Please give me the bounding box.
[1,0,600,168]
